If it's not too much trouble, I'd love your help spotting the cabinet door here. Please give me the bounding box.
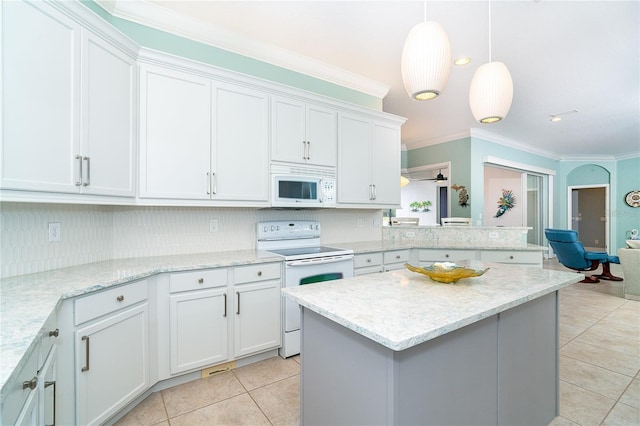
[80,29,136,197]
[76,304,149,426]
[371,122,401,206]
[271,97,306,164]
[212,83,269,202]
[1,1,80,193]
[337,114,372,204]
[169,288,228,374]
[234,280,281,358]
[306,104,337,167]
[139,65,211,199]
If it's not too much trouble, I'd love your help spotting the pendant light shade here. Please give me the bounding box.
[401,21,452,101]
[469,61,513,123]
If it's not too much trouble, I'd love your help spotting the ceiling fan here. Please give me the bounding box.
[404,169,448,182]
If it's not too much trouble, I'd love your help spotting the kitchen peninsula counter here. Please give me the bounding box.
[283,262,581,425]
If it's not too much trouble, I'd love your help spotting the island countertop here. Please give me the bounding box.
[283,261,580,351]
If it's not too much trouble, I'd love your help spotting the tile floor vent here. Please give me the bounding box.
[201,361,236,378]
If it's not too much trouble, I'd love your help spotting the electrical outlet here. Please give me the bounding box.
[48,222,61,242]
[209,219,219,233]
[356,218,363,228]
[489,232,499,239]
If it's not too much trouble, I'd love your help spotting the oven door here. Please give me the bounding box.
[284,255,354,332]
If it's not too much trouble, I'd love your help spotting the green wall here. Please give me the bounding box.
[81,1,381,110]
[616,157,640,245]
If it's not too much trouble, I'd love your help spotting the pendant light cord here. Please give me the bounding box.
[489,0,492,62]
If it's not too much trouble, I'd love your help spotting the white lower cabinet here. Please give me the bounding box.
[418,249,477,266]
[233,263,282,358]
[383,249,410,271]
[74,280,150,426]
[168,269,229,375]
[354,252,384,276]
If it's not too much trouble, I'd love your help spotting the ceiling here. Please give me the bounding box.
[113,1,639,159]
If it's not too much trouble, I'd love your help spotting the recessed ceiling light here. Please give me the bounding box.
[549,109,579,122]
[454,57,471,66]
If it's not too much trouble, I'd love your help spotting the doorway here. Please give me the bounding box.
[568,185,608,250]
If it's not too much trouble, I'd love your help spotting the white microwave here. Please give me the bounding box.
[271,165,336,208]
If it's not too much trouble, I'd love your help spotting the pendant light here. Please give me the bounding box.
[469,0,513,123]
[401,1,452,101]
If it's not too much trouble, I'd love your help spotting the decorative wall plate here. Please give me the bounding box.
[625,191,640,208]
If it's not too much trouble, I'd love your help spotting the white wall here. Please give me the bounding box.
[0,203,382,278]
[396,180,438,225]
[483,166,523,227]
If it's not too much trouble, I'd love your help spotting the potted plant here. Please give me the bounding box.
[421,201,432,212]
[410,201,421,212]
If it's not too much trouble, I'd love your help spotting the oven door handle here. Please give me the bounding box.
[286,254,354,267]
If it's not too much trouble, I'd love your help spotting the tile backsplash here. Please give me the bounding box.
[0,202,382,278]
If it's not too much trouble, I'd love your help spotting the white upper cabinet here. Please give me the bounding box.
[1,1,80,193]
[271,97,337,167]
[80,29,136,197]
[139,64,270,204]
[139,64,212,200]
[212,83,270,202]
[337,113,402,207]
[1,1,136,198]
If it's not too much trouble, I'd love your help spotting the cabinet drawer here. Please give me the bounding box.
[75,280,148,325]
[418,249,475,263]
[480,250,542,265]
[169,269,227,293]
[383,250,410,264]
[354,252,383,269]
[234,263,281,284]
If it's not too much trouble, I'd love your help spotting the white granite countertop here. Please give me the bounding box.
[283,261,580,351]
[0,250,281,398]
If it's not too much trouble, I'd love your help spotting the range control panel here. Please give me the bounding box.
[257,221,321,241]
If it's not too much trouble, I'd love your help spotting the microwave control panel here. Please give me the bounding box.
[322,179,336,206]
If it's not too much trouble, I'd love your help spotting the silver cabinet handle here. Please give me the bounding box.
[372,184,377,200]
[22,376,37,390]
[223,293,227,317]
[236,291,240,315]
[302,141,307,160]
[116,295,124,302]
[198,278,204,284]
[257,271,262,276]
[75,155,82,186]
[366,258,372,263]
[82,156,90,186]
[206,172,211,195]
[509,255,514,260]
[211,172,217,195]
[49,329,59,338]
[395,255,401,259]
[81,335,90,372]
[445,254,450,258]
[45,380,56,426]
[306,141,311,160]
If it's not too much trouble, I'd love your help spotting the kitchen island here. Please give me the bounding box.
[283,261,581,426]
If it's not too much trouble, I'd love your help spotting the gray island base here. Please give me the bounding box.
[283,264,582,426]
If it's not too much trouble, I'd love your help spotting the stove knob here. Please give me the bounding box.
[270,226,275,231]
[263,226,268,232]
[315,224,320,230]
[277,226,280,230]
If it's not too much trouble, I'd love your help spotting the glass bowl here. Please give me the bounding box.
[405,262,489,283]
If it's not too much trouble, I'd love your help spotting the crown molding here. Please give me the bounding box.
[469,128,561,161]
[403,130,471,151]
[94,0,390,99]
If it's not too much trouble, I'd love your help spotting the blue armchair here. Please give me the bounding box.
[545,229,623,283]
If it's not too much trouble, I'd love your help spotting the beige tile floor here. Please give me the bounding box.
[116,259,639,426]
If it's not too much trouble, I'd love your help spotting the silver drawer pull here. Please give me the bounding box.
[81,336,90,372]
[82,156,90,186]
[445,254,450,258]
[198,278,204,284]
[236,291,240,315]
[257,271,262,276]
[49,329,59,338]
[509,255,514,259]
[116,295,124,302]
[223,293,227,317]
[75,155,82,186]
[23,376,37,390]
[367,259,372,263]
[395,255,401,259]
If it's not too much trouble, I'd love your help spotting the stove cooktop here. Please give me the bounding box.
[267,245,349,258]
